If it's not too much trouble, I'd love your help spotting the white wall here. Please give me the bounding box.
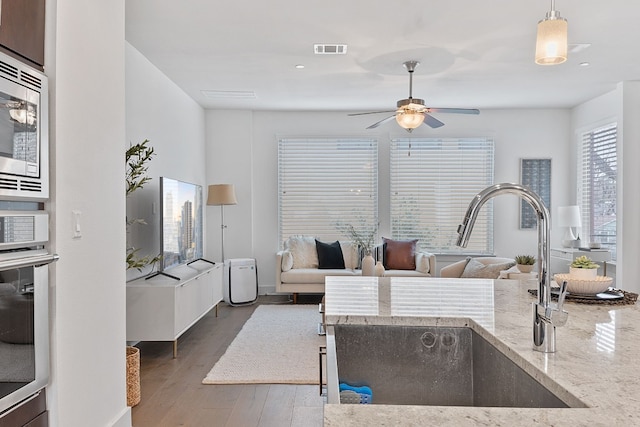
[125,43,207,281]
[47,0,130,425]
[205,108,572,292]
[571,82,640,292]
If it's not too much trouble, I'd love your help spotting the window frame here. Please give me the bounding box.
[389,138,495,254]
[277,137,378,247]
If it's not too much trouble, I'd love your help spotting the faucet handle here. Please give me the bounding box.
[554,280,569,327]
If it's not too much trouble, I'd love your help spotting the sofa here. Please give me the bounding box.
[276,236,436,302]
[440,257,516,279]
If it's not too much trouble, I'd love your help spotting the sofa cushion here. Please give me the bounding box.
[415,252,431,274]
[280,268,359,284]
[285,235,318,269]
[382,237,418,270]
[461,258,516,279]
[281,250,294,272]
[340,242,358,270]
[315,240,345,269]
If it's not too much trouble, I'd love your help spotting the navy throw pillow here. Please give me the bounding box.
[315,240,345,269]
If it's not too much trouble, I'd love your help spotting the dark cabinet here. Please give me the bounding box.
[0,0,45,70]
[0,390,48,427]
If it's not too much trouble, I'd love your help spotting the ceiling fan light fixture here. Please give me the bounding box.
[395,110,424,131]
[535,0,568,65]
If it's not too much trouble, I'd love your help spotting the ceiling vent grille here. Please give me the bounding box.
[314,44,348,55]
[201,90,257,100]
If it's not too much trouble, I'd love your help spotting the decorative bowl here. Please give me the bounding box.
[554,273,613,295]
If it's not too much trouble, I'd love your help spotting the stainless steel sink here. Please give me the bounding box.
[325,324,584,408]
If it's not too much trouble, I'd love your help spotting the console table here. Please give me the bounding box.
[550,247,611,276]
[126,260,222,357]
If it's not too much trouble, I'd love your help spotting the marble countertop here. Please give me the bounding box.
[323,277,640,426]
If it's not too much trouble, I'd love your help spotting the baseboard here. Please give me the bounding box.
[109,406,131,427]
[258,285,276,295]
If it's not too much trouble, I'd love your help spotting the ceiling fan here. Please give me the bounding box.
[349,60,480,132]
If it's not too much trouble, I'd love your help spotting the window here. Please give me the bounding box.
[278,137,378,246]
[390,138,494,253]
[578,123,617,260]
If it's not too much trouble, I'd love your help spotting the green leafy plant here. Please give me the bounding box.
[126,139,155,196]
[515,255,536,265]
[571,255,598,269]
[335,220,378,255]
[126,139,161,271]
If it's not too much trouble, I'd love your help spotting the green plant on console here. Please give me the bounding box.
[571,255,598,269]
[126,139,161,271]
[515,255,536,266]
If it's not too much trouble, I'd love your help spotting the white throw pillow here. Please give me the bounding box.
[415,252,430,274]
[340,241,358,269]
[281,250,294,272]
[284,236,318,269]
[461,259,515,279]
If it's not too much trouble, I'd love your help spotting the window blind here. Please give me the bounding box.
[278,137,378,246]
[390,138,494,253]
[577,123,617,260]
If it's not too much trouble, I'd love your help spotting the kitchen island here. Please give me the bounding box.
[323,277,640,426]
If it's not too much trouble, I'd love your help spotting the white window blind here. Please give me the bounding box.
[390,138,494,253]
[578,123,617,260]
[278,137,378,246]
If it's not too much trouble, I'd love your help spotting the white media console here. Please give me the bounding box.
[126,260,223,357]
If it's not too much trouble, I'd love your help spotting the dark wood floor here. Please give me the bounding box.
[131,295,325,427]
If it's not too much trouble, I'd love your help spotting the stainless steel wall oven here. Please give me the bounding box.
[0,214,55,421]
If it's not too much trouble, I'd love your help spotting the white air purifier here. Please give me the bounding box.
[223,258,258,306]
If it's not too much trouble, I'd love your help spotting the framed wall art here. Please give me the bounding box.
[520,158,551,229]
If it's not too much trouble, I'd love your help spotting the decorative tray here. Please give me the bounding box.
[528,288,638,305]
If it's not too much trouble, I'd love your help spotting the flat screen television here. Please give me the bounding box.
[160,176,204,271]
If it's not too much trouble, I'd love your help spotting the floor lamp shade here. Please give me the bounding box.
[207,184,238,206]
[207,184,237,261]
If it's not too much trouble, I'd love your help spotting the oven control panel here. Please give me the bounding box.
[0,211,48,251]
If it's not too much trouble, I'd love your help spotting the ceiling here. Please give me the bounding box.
[125,1,640,113]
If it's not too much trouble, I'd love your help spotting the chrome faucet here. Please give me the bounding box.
[456,183,568,353]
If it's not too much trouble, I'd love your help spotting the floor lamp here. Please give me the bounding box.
[207,184,238,261]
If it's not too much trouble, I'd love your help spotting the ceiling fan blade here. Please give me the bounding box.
[367,115,396,129]
[427,108,480,115]
[348,110,397,116]
[423,113,445,128]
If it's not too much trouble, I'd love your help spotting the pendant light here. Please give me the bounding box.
[535,0,568,65]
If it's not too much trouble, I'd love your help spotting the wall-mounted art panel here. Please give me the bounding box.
[520,158,551,229]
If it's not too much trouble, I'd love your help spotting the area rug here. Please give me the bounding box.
[202,304,325,384]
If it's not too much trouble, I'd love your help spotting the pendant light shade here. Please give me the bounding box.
[535,1,568,65]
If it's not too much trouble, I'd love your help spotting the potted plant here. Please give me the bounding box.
[335,220,378,276]
[569,255,599,280]
[514,255,536,273]
[126,139,161,271]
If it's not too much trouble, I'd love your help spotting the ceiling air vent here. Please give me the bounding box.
[201,90,257,100]
[314,44,348,55]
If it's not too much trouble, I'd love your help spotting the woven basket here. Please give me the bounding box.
[126,346,141,407]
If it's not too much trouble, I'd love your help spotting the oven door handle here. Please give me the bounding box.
[0,253,59,271]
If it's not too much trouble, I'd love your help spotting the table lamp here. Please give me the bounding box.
[557,205,581,248]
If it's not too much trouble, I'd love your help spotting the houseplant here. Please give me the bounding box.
[569,255,599,280]
[335,220,378,276]
[126,139,161,271]
[514,255,536,273]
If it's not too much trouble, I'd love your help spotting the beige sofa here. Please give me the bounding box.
[440,257,515,278]
[276,236,436,302]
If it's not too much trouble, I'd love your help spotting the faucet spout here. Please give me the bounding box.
[456,183,567,353]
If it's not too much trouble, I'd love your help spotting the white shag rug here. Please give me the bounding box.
[202,304,325,384]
